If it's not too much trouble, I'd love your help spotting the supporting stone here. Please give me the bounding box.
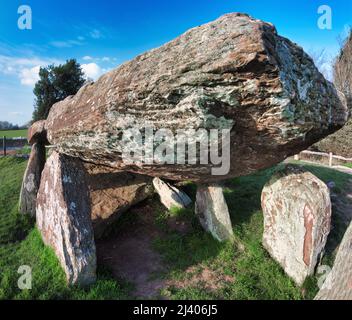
[36,151,96,286]
[153,177,192,210]
[261,165,331,286]
[28,120,49,145]
[195,184,233,242]
[19,143,46,216]
[315,222,352,300]
[85,163,154,238]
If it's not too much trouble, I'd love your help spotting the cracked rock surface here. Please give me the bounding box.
[261,165,331,285]
[36,151,96,286]
[46,13,348,183]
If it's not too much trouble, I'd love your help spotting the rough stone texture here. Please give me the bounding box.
[45,13,348,183]
[84,163,154,238]
[261,165,331,285]
[153,177,192,210]
[19,143,46,217]
[36,151,96,286]
[195,184,233,241]
[315,222,352,300]
[28,120,49,145]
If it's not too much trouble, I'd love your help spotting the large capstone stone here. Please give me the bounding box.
[45,13,348,183]
[19,143,46,217]
[261,165,331,285]
[153,177,192,210]
[36,151,96,286]
[315,221,352,300]
[195,184,233,241]
[84,163,154,238]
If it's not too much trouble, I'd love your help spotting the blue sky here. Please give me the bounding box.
[0,0,351,125]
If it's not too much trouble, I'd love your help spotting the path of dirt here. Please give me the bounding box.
[95,199,227,299]
[95,201,167,299]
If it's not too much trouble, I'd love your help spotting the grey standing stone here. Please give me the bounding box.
[19,143,46,217]
[153,177,192,210]
[36,151,96,286]
[195,184,233,242]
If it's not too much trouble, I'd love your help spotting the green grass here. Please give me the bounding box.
[344,163,352,169]
[151,163,351,300]
[0,157,132,300]
[0,129,28,138]
[0,157,33,244]
[291,162,351,192]
[153,167,304,300]
[0,157,350,300]
[0,228,132,300]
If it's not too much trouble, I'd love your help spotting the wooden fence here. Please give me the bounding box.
[293,150,352,167]
[0,136,28,156]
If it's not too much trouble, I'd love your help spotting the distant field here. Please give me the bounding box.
[0,129,28,138]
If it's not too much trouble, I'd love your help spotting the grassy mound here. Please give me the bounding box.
[0,157,350,300]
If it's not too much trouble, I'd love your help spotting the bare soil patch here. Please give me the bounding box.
[95,199,232,299]
[96,201,166,298]
[165,265,234,293]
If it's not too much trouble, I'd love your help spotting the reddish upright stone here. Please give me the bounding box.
[36,151,96,286]
[19,143,46,216]
[261,165,331,285]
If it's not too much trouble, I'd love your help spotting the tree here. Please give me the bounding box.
[314,30,352,157]
[309,49,333,81]
[0,121,20,130]
[32,59,85,121]
[334,29,352,106]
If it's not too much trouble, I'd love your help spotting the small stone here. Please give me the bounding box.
[327,181,336,190]
[36,151,96,286]
[195,184,233,242]
[19,143,46,217]
[262,165,332,285]
[153,177,192,210]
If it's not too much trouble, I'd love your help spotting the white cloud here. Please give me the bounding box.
[8,111,24,117]
[50,39,83,48]
[19,66,41,86]
[83,55,93,61]
[90,29,102,39]
[102,56,110,62]
[0,55,62,87]
[0,56,50,69]
[81,63,103,80]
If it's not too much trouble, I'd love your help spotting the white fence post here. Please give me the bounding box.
[329,152,333,167]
